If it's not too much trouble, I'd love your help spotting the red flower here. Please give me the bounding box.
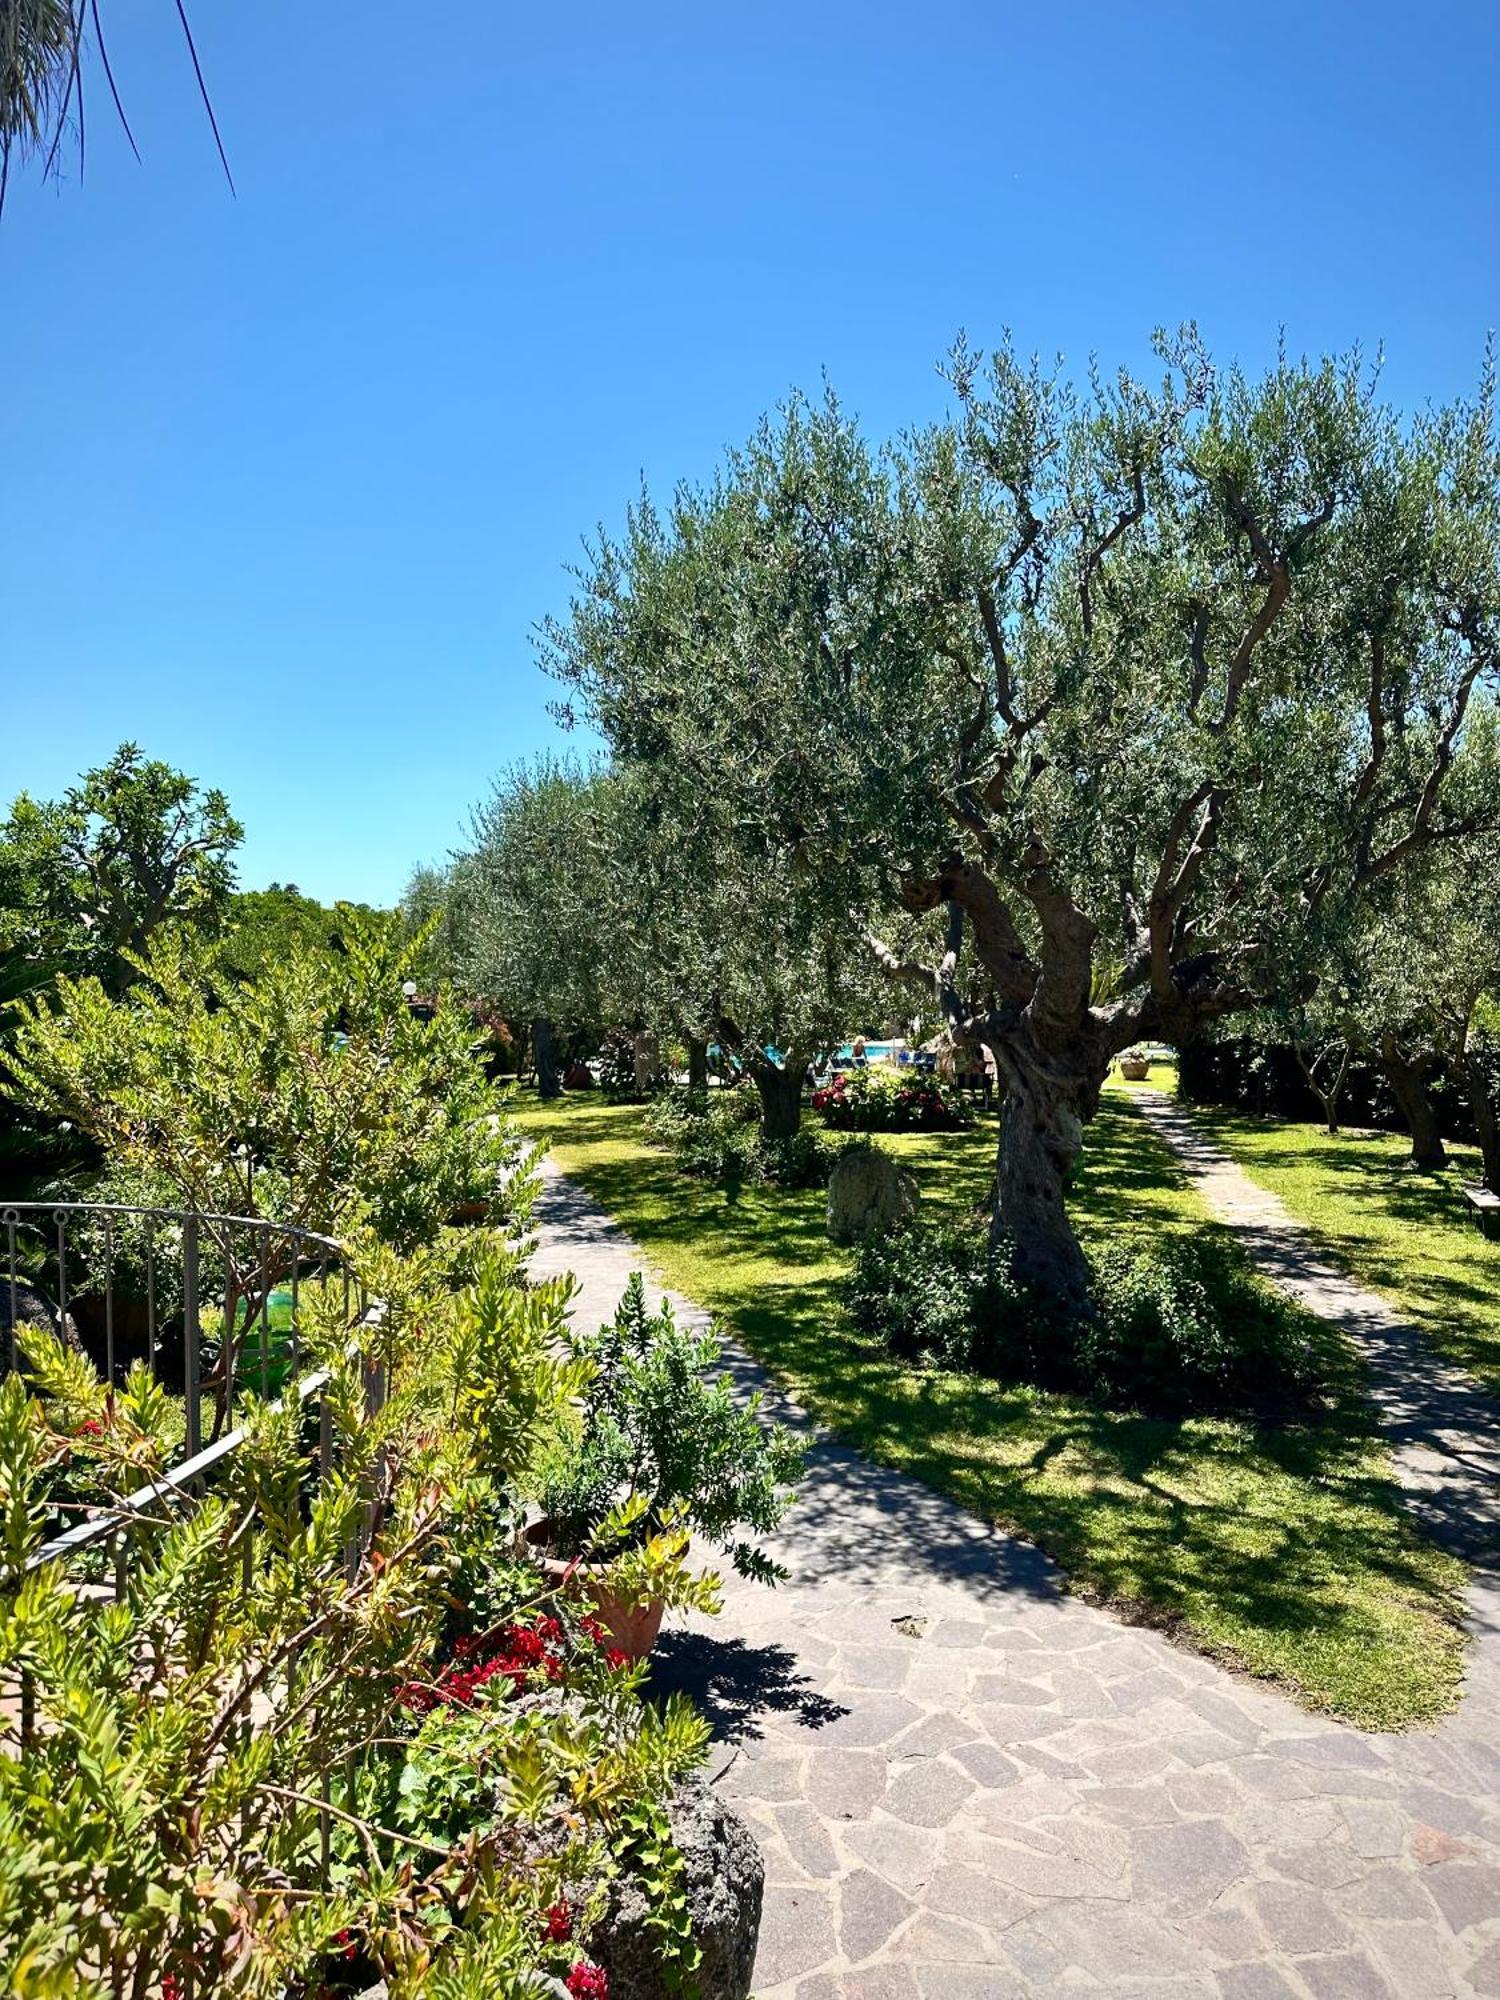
[162,1978,182,2000]
[565,1964,609,1999]
[542,1900,573,1942]
[333,1928,357,1961]
[75,1418,104,1438]
[537,1614,564,1644]
[604,1647,631,1671]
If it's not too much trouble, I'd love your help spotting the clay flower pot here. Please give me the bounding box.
[1119,1057,1151,1080]
[525,1520,666,1660]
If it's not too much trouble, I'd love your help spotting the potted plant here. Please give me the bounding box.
[527,1274,804,1656]
[1119,1047,1152,1081]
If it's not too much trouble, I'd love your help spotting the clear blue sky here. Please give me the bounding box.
[3,0,1497,905]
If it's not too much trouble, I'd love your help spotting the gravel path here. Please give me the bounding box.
[529,1157,1500,2000]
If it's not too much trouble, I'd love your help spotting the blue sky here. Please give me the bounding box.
[2,0,1497,905]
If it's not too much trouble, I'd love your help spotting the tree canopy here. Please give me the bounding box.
[544,333,1500,1301]
[0,742,242,995]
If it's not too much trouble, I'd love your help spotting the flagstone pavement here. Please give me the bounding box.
[528,1152,1500,2000]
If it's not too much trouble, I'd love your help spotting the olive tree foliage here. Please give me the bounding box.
[430,758,616,1097]
[1348,831,1500,1185]
[544,333,1500,1305]
[423,758,888,1130]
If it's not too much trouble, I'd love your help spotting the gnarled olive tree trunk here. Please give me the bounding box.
[533,1016,561,1100]
[982,1029,1104,1311]
[750,1061,804,1141]
[1377,1037,1447,1170]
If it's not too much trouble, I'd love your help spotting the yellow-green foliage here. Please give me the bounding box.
[0,1226,716,1995]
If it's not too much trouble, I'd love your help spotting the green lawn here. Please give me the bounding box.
[1176,1105,1498,1395]
[509,1087,1467,1730]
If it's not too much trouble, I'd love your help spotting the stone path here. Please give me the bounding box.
[1130,1090,1500,1575]
[530,1160,1500,2000]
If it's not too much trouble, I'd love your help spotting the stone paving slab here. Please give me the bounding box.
[528,1159,1500,1999]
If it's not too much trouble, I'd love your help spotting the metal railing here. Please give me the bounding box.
[1,1200,371,1567]
[2,1197,385,1925]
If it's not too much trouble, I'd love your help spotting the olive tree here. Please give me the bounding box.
[545,335,1500,1306]
[1352,828,1500,1183]
[440,759,616,1096]
[445,759,885,1131]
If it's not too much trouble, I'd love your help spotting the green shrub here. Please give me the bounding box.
[812,1064,972,1131]
[535,1273,805,1584]
[845,1219,1329,1415]
[0,1233,723,1996]
[1080,1237,1325,1413]
[645,1086,848,1190]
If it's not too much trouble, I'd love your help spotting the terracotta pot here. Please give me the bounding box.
[524,1520,666,1659]
[1119,1058,1151,1080]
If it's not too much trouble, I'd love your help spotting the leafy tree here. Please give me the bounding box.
[218,883,386,982]
[448,759,615,1097]
[1350,836,1500,1182]
[2,918,512,1409]
[545,336,1500,1305]
[448,759,888,1132]
[0,743,242,994]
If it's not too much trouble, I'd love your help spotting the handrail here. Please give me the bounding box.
[1,1199,343,1257]
[3,1195,365,1521]
[28,1358,338,1570]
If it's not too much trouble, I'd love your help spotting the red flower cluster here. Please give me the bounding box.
[579,1613,631,1671]
[542,1900,573,1942]
[397,1619,567,1714]
[565,1963,609,1999]
[74,1418,104,1438]
[161,1978,182,2000]
[812,1072,963,1131]
[332,1928,357,1961]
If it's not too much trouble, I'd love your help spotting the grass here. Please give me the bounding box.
[509,1086,1468,1730]
[1176,1104,1499,1396]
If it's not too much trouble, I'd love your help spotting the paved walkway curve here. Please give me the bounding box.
[1130,1090,1500,1578]
[529,1159,1500,2000]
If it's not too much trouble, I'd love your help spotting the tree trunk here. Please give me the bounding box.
[752,1063,804,1141]
[987,1050,1094,1310]
[1294,1038,1351,1135]
[632,1030,662,1095]
[1378,1041,1447,1170]
[687,1037,710,1094]
[533,1016,560,1100]
[1466,1051,1500,1193]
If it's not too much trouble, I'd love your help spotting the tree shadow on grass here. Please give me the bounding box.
[528,1092,1472,1726]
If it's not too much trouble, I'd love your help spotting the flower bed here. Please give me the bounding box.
[812,1065,970,1132]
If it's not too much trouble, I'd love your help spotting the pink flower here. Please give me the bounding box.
[565,1964,609,1999]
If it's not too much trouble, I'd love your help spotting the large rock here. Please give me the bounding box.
[825,1143,920,1247]
[0,1275,79,1356]
[595,1777,764,2000]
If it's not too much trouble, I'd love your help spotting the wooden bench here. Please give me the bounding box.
[1462,1186,1500,1241]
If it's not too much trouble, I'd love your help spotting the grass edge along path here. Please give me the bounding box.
[510,1088,1467,1731]
[1172,1102,1498,1399]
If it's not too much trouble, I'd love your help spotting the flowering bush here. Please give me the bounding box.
[812,1064,970,1132]
[0,1228,723,1996]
